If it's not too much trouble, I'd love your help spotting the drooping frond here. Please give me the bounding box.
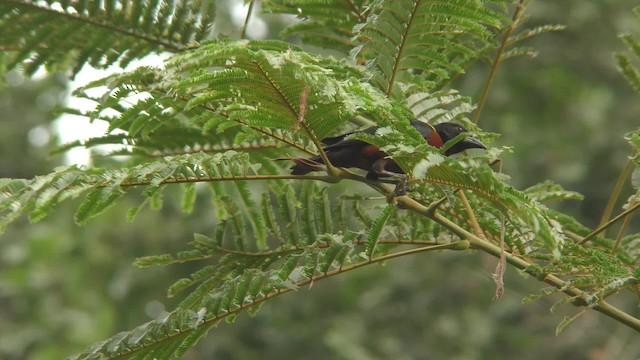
[263,0,372,53]
[352,0,508,97]
[0,151,266,233]
[0,0,216,76]
[416,160,569,255]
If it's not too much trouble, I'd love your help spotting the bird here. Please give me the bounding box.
[290,121,485,194]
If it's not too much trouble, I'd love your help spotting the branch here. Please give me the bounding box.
[612,203,636,254]
[346,0,367,22]
[116,174,342,188]
[388,193,640,332]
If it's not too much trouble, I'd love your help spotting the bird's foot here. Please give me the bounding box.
[393,176,408,196]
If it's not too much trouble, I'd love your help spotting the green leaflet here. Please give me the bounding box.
[366,203,395,258]
[617,12,640,94]
[263,0,369,53]
[616,52,640,94]
[353,0,508,96]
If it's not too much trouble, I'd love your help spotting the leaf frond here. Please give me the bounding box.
[0,0,216,76]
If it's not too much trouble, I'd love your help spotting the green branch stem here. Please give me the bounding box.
[384,0,419,96]
[139,144,280,158]
[209,238,441,258]
[384,192,640,332]
[346,0,367,22]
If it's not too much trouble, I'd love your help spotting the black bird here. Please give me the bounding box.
[290,121,486,186]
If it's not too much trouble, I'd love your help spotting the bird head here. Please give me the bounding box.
[433,122,486,156]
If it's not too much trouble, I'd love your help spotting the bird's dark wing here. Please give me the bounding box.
[320,126,380,151]
[321,132,355,145]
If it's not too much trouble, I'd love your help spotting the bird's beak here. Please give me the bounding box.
[444,136,486,156]
[459,137,486,150]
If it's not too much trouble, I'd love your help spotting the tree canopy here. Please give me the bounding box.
[1,0,640,359]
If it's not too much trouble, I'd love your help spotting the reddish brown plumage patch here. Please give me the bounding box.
[426,129,444,148]
[354,145,385,171]
[362,144,382,156]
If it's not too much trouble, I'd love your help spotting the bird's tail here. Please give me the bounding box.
[289,156,325,175]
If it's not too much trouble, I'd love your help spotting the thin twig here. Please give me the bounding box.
[240,0,257,39]
[598,158,634,236]
[112,174,342,188]
[579,201,640,245]
[612,201,636,254]
[472,0,526,124]
[457,189,484,239]
[493,214,507,300]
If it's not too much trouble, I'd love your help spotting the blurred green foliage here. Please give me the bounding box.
[1,1,640,359]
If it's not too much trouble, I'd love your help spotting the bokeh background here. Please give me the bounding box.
[1,1,640,359]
